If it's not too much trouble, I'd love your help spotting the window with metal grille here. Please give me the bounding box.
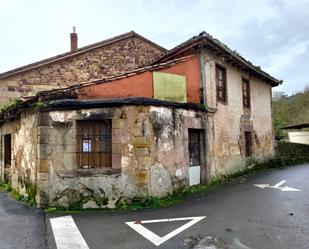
[188,129,202,166]
[242,78,251,108]
[76,120,111,169]
[216,64,227,103]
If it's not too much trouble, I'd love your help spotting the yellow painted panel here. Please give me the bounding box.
[153,72,187,103]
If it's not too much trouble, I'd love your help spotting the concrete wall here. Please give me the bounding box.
[0,36,163,108]
[0,112,38,197]
[37,105,206,208]
[203,50,274,177]
[288,132,309,145]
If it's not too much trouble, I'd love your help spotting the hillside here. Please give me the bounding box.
[272,85,309,137]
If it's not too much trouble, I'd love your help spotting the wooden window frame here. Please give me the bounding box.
[76,120,112,169]
[216,64,227,104]
[242,78,251,109]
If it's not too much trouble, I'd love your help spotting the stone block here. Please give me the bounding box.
[38,160,49,173]
[37,144,50,160]
[135,148,150,157]
[122,167,135,177]
[112,154,122,168]
[137,156,151,170]
[83,200,99,209]
[38,126,51,136]
[132,136,150,148]
[135,170,149,185]
[112,130,130,144]
[38,135,49,144]
[150,162,173,197]
[38,112,50,126]
[37,173,49,181]
[112,143,122,154]
[112,119,125,129]
[142,106,149,113]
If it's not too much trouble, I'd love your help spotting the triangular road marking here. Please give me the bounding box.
[125,216,206,246]
[254,184,270,189]
[281,186,302,192]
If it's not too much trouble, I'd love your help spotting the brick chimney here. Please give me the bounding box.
[70,26,78,51]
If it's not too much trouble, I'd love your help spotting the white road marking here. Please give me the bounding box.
[125,216,206,246]
[254,184,270,189]
[281,186,302,192]
[50,215,90,249]
[254,180,302,192]
[273,180,287,188]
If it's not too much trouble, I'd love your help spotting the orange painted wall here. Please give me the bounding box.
[77,55,201,104]
[159,56,201,103]
[77,72,153,99]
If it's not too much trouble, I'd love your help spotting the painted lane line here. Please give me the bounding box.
[125,216,206,246]
[273,180,287,188]
[50,215,90,249]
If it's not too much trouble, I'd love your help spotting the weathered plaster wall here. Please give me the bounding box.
[0,112,38,197]
[203,51,274,178]
[0,37,163,107]
[39,105,205,208]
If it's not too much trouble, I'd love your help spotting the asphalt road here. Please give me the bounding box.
[47,164,309,249]
[2,163,308,249]
[0,192,47,249]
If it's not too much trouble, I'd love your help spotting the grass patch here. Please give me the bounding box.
[10,190,24,201]
[44,207,81,215]
[0,180,36,207]
[0,181,12,192]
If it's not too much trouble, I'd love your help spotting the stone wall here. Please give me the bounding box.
[276,141,309,162]
[0,111,38,197]
[37,105,205,208]
[203,50,274,178]
[0,36,163,107]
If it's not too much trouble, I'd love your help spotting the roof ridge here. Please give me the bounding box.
[149,31,282,86]
[0,31,166,79]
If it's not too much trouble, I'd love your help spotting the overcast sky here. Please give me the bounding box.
[1,0,308,94]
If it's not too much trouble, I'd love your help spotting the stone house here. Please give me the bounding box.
[0,31,281,208]
[0,30,165,108]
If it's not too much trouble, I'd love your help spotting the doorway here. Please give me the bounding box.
[4,134,11,168]
[188,129,203,186]
[245,131,252,157]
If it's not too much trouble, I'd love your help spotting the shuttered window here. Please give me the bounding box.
[216,65,227,103]
[76,120,111,169]
[242,78,251,108]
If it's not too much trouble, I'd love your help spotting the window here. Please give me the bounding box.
[216,65,227,103]
[188,129,202,166]
[245,131,252,157]
[4,134,11,167]
[242,78,250,108]
[77,120,111,169]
